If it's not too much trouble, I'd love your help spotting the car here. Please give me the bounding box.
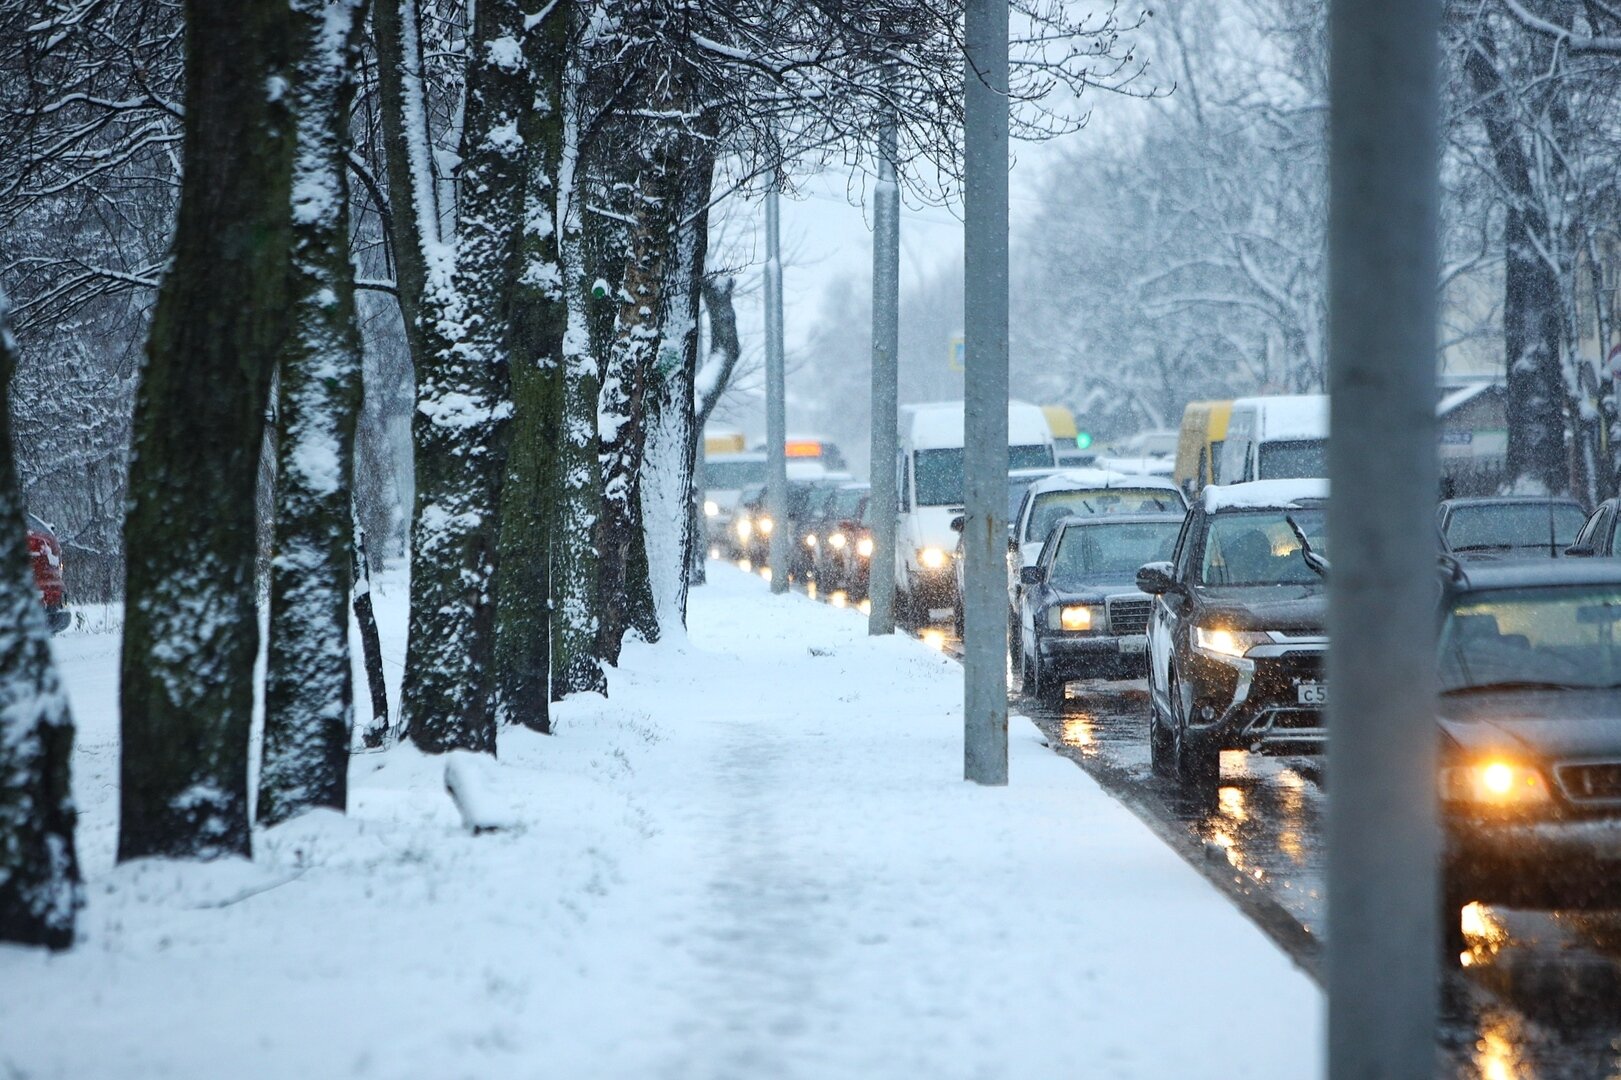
[1138,479,1329,791]
[1006,469,1186,625]
[1434,557,1621,961]
[1561,496,1621,558]
[947,467,1063,634]
[1016,513,1184,704]
[1173,400,1232,498]
[1218,394,1328,484]
[787,474,853,580]
[27,513,70,634]
[701,451,767,557]
[810,483,870,592]
[1437,495,1587,560]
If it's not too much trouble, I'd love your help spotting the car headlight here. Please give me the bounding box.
[736,518,753,541]
[828,532,847,550]
[1049,604,1098,631]
[1440,759,1550,806]
[759,517,774,535]
[1193,626,1270,660]
[919,546,948,569]
[857,537,874,558]
[804,534,818,548]
[704,499,720,518]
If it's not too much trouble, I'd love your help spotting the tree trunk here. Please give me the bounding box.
[119,0,293,860]
[371,0,435,367]
[259,0,369,828]
[1464,35,1569,495]
[493,2,571,732]
[549,94,609,699]
[401,0,529,755]
[354,517,392,747]
[0,290,82,949]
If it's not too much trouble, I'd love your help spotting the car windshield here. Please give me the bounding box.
[1257,439,1327,480]
[1024,488,1185,543]
[704,459,766,490]
[1050,521,1181,588]
[1444,503,1586,553]
[1200,508,1327,586]
[1440,585,1621,691]
[828,488,866,520]
[914,445,1056,507]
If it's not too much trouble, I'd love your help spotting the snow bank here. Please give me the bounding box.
[1204,478,1330,512]
[3,565,1320,1079]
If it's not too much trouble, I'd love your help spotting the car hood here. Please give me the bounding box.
[1048,580,1149,604]
[1190,584,1326,633]
[1438,688,1621,760]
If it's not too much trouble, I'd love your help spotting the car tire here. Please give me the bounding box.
[1148,692,1174,778]
[1170,668,1219,792]
[1033,646,1066,708]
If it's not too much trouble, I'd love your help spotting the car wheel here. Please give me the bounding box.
[1148,690,1174,778]
[1170,668,1219,791]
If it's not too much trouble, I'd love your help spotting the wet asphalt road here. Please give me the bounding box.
[776,570,1621,1078]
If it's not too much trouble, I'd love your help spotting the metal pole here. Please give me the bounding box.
[764,180,789,594]
[869,108,900,635]
[962,0,1008,785]
[1325,0,1440,1075]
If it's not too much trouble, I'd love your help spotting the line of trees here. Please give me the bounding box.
[0,0,1151,947]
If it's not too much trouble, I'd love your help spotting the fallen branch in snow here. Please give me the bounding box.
[187,868,308,910]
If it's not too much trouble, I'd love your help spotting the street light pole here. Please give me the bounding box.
[962,0,1009,785]
[1325,0,1441,1075]
[869,107,900,635]
[764,178,789,595]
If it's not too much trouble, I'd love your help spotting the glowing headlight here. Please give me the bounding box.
[919,546,948,569]
[736,518,753,541]
[1441,760,1550,805]
[857,537,874,558]
[828,532,847,550]
[1057,605,1095,631]
[1193,626,1270,660]
[805,534,818,548]
[704,499,720,518]
[758,517,774,535]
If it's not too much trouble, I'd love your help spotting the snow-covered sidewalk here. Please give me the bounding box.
[2,563,1320,1079]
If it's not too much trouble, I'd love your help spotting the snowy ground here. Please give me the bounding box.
[2,563,1321,1079]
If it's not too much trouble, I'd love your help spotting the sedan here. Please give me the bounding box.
[1437,495,1586,561]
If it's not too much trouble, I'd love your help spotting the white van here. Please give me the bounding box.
[894,400,1055,624]
[1217,394,1329,484]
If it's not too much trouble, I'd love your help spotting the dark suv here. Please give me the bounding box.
[1137,480,1328,790]
[1436,558,1621,961]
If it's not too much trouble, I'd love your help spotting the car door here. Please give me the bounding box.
[1148,510,1199,708]
[1021,526,1064,662]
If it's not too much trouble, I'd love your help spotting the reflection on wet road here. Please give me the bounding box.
[772,563,1621,1077]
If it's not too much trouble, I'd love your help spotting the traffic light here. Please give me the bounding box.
[1075,431,1093,450]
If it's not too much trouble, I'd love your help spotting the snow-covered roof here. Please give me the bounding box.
[902,400,1053,450]
[1026,468,1181,499]
[1232,394,1329,441]
[1202,479,1329,512]
[1094,455,1175,477]
[1435,381,1501,417]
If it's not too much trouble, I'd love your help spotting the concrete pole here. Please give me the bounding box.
[1324,0,1441,1075]
[764,180,789,594]
[962,0,1009,785]
[869,109,900,635]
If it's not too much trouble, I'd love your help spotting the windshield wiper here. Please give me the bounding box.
[1442,680,1581,695]
[1285,515,1330,578]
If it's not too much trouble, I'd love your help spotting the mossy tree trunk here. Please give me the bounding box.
[401,0,530,754]
[0,290,82,949]
[119,0,293,860]
[259,0,370,827]
[493,1,571,732]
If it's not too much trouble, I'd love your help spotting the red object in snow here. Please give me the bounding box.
[26,513,70,632]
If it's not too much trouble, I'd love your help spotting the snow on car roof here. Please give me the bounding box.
[1025,468,1181,499]
[902,400,1052,450]
[1202,479,1329,512]
[1232,394,1328,441]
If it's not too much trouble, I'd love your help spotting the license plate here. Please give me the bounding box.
[1119,635,1147,655]
[1297,682,1328,706]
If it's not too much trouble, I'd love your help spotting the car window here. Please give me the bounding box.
[1440,585,1621,691]
[1199,508,1327,586]
[1256,439,1327,481]
[1024,488,1184,543]
[1171,514,1196,580]
[1048,521,1181,588]
[703,459,767,489]
[1444,503,1587,553]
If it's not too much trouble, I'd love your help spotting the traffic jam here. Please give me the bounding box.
[704,395,1621,1076]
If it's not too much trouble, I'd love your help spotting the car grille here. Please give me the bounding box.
[1555,762,1621,803]
[1106,595,1152,636]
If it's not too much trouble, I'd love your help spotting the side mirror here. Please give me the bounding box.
[950,514,965,533]
[1019,565,1045,586]
[1136,561,1177,595]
